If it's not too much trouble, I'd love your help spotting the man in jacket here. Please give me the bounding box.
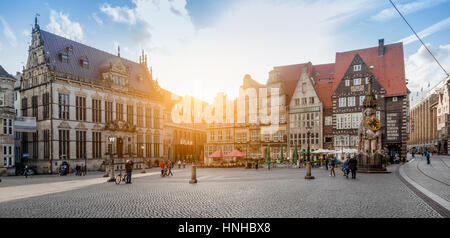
[349,157,358,179]
[125,160,134,184]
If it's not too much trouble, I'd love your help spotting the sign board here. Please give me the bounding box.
[386,113,400,141]
[14,117,37,132]
[351,85,364,92]
[289,106,320,114]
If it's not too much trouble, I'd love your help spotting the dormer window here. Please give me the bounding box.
[353,65,361,71]
[60,53,69,63]
[80,57,89,69]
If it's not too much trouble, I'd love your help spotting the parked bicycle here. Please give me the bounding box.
[115,171,127,185]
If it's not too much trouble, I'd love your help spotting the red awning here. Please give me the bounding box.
[224,149,246,158]
[209,150,224,158]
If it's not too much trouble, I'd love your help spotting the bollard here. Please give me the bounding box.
[189,165,197,184]
[305,162,315,180]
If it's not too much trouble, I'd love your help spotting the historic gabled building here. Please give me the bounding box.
[331,39,409,160]
[436,76,450,154]
[0,65,16,176]
[311,63,337,151]
[282,63,323,157]
[161,89,207,164]
[20,18,164,174]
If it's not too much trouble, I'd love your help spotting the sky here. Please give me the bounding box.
[0,0,449,106]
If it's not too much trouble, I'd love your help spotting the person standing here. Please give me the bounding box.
[178,160,181,169]
[343,158,350,178]
[349,156,358,179]
[325,156,329,170]
[167,161,173,176]
[160,160,165,176]
[426,150,431,165]
[329,156,337,177]
[125,160,134,184]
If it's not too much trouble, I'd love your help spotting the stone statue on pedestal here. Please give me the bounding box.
[357,72,387,173]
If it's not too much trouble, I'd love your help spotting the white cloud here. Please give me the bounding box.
[371,0,448,22]
[0,17,17,47]
[46,10,84,41]
[399,17,450,45]
[92,13,104,26]
[100,0,373,102]
[100,3,137,25]
[406,43,450,106]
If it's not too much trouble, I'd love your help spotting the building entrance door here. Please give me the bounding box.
[117,138,124,158]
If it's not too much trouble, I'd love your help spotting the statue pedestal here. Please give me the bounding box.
[357,154,391,174]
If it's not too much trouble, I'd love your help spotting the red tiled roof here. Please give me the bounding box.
[274,62,312,104]
[333,42,406,97]
[312,63,336,109]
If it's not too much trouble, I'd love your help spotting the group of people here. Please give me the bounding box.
[75,165,86,176]
[160,160,174,177]
[326,155,358,179]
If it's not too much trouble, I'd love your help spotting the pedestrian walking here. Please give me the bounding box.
[182,160,186,168]
[343,158,350,178]
[81,165,86,176]
[325,157,329,170]
[160,160,165,176]
[349,156,358,179]
[125,160,134,184]
[330,156,337,177]
[167,161,173,176]
[75,164,81,176]
[178,160,181,169]
[426,151,431,165]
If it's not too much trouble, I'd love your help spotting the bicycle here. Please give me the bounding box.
[115,171,127,184]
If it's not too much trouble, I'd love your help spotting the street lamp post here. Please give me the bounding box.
[305,125,314,179]
[107,136,116,182]
[141,145,146,173]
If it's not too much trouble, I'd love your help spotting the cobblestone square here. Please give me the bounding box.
[0,161,446,218]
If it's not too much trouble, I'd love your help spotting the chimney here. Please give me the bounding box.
[378,39,385,56]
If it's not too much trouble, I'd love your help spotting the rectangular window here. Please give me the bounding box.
[32,96,38,118]
[348,97,356,107]
[353,78,361,85]
[345,80,350,87]
[137,106,144,127]
[376,111,381,120]
[146,134,152,158]
[295,98,300,106]
[365,77,369,84]
[43,130,50,160]
[59,94,69,119]
[154,109,160,129]
[325,116,332,126]
[59,130,70,159]
[360,96,365,106]
[145,107,152,128]
[76,131,86,159]
[105,101,113,123]
[116,103,123,121]
[153,134,160,157]
[309,97,315,104]
[393,97,398,102]
[32,132,38,159]
[127,105,134,124]
[22,98,28,116]
[3,119,13,135]
[92,99,102,123]
[353,65,361,71]
[137,134,144,157]
[75,96,86,121]
[3,145,13,167]
[92,132,102,159]
[339,98,347,107]
[43,93,49,119]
